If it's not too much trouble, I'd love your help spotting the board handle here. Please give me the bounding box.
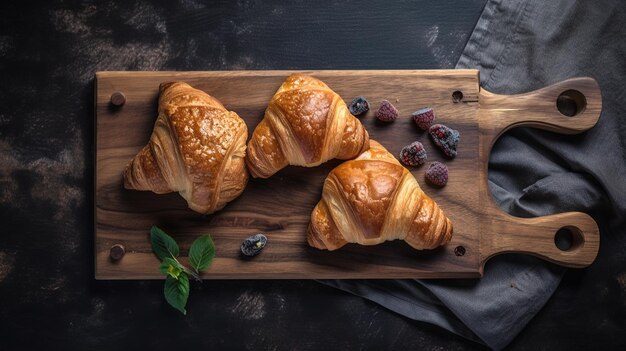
[478,77,602,270]
[479,77,602,138]
[480,211,599,269]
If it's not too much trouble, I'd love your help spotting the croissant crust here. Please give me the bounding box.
[307,140,453,251]
[246,74,369,178]
[123,82,248,214]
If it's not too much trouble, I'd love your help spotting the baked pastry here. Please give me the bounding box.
[307,140,453,250]
[246,74,369,178]
[123,82,248,214]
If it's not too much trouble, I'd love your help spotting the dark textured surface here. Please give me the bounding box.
[5,0,620,350]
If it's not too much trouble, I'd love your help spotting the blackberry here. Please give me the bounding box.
[348,96,370,116]
[429,124,459,158]
[399,141,427,167]
[240,233,268,257]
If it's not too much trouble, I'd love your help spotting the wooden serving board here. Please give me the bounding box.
[95,70,601,279]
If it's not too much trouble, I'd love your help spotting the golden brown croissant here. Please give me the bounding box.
[245,74,369,178]
[308,140,453,251]
[123,82,248,214]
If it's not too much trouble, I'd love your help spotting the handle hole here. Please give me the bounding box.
[554,226,584,251]
[556,90,586,117]
[454,246,466,256]
[452,90,463,103]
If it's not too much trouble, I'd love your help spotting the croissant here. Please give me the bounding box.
[123,82,248,214]
[245,74,369,178]
[307,140,453,251]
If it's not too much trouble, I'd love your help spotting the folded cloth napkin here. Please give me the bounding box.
[320,0,626,349]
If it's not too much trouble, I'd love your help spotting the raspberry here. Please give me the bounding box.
[375,100,398,122]
[412,107,435,130]
[399,141,427,167]
[429,124,459,158]
[425,162,448,187]
[348,96,369,116]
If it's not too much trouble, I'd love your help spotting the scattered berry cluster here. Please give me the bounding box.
[347,96,459,188]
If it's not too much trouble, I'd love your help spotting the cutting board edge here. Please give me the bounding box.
[95,69,482,280]
[95,69,481,79]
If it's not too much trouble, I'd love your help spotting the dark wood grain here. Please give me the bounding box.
[95,70,601,279]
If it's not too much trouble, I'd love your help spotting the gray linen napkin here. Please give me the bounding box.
[320,0,626,349]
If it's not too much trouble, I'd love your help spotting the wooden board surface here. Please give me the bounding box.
[95,70,602,279]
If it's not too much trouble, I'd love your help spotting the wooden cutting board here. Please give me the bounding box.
[95,70,601,279]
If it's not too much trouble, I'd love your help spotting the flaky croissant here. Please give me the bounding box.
[123,82,248,214]
[308,140,453,251]
[246,74,369,178]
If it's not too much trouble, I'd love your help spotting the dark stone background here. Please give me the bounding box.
[0,0,624,350]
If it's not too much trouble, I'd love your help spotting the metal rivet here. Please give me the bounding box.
[110,244,126,260]
[454,245,466,256]
[110,91,126,106]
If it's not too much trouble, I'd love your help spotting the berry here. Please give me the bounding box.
[376,100,398,122]
[348,96,370,116]
[429,124,460,158]
[240,233,267,257]
[399,141,427,167]
[412,107,435,130]
[425,162,448,187]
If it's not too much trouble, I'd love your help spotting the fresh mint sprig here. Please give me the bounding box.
[150,226,179,260]
[150,226,215,315]
[189,235,215,273]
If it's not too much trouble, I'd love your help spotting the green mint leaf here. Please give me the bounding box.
[150,226,180,261]
[188,235,215,273]
[164,274,189,315]
[159,257,183,279]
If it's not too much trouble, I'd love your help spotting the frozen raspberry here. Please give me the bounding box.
[425,162,448,187]
[412,107,435,130]
[376,100,398,122]
[348,96,369,116]
[429,124,459,158]
[399,141,427,167]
